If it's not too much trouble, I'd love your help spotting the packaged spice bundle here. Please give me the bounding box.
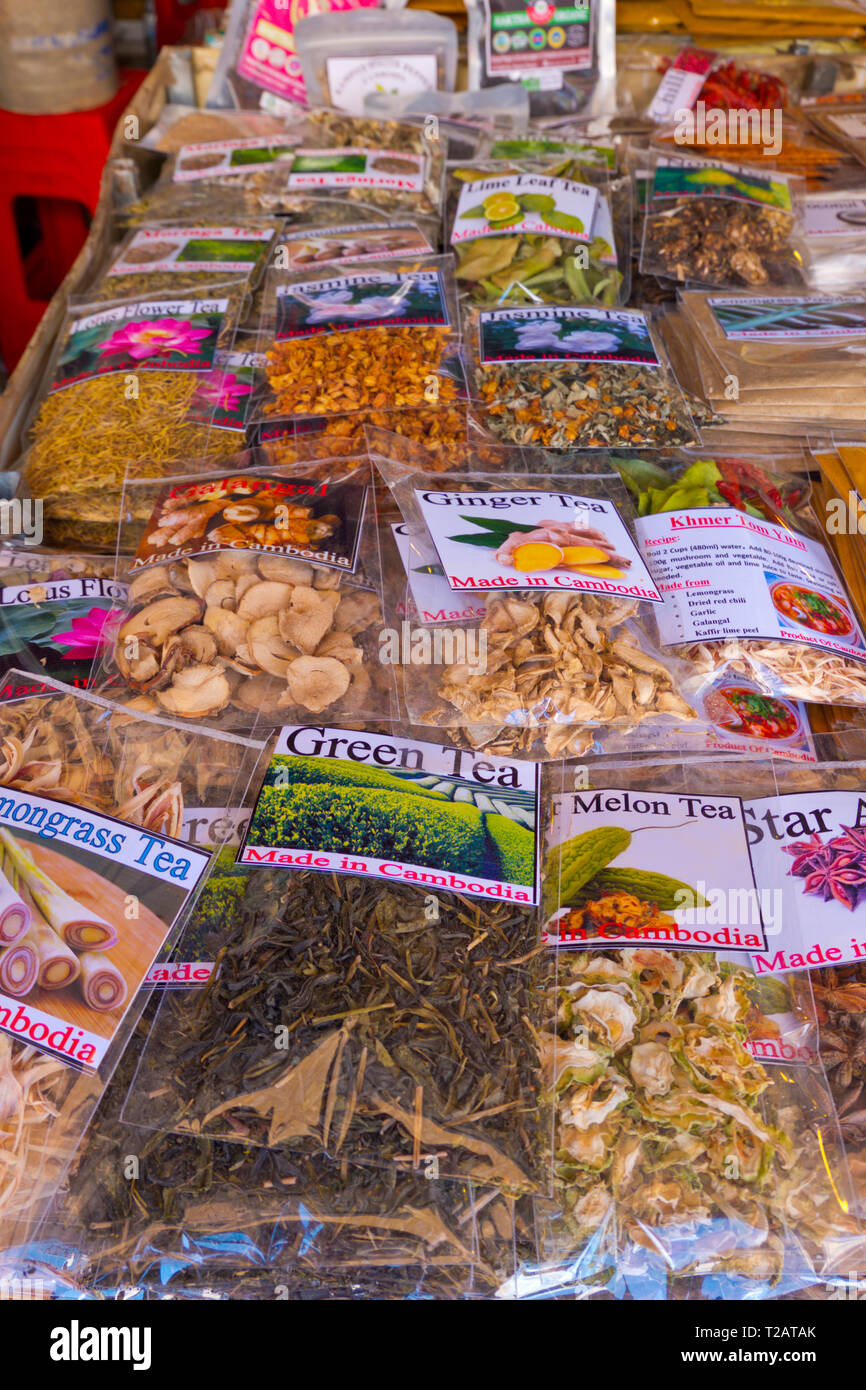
[364,86,531,161]
[295,9,458,115]
[0,673,262,1248]
[87,223,278,304]
[275,220,437,272]
[257,256,460,423]
[641,154,807,290]
[375,451,697,756]
[102,455,392,729]
[448,158,628,307]
[466,304,697,449]
[0,548,126,700]
[21,288,246,552]
[623,452,866,706]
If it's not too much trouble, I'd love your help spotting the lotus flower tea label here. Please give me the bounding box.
[452,174,599,243]
[543,786,766,953]
[238,725,541,906]
[287,147,426,193]
[415,487,662,602]
[478,306,658,365]
[746,791,866,975]
[49,299,228,392]
[0,572,127,699]
[185,351,264,432]
[275,270,449,338]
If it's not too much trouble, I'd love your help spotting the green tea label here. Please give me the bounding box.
[49,298,228,392]
[709,294,866,340]
[543,785,766,952]
[174,138,300,182]
[239,725,541,906]
[478,306,657,365]
[482,0,593,86]
[452,173,599,244]
[108,226,273,276]
[287,146,426,193]
[651,158,793,211]
[275,269,449,338]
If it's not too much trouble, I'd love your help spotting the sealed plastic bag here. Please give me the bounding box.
[465,304,697,449]
[295,9,457,114]
[641,152,808,291]
[364,85,530,160]
[85,222,278,303]
[0,672,262,1249]
[100,453,392,730]
[256,256,460,423]
[21,287,245,552]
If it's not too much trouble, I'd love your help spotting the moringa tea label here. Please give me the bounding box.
[415,488,662,602]
[108,226,274,276]
[130,471,368,575]
[636,507,866,664]
[238,725,541,905]
[173,138,300,182]
[275,269,449,338]
[452,173,599,244]
[746,791,866,976]
[50,298,228,392]
[543,785,766,952]
[708,295,866,341]
[287,146,426,193]
[478,306,658,365]
[0,786,210,1070]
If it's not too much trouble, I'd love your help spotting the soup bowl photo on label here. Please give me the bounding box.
[705,684,803,744]
[770,581,855,639]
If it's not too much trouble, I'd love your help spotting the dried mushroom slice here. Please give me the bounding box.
[113,551,381,722]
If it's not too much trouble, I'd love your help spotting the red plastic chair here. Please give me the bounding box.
[0,71,146,372]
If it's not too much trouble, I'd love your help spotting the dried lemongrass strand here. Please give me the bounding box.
[685,638,866,706]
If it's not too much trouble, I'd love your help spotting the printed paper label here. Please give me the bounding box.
[108,226,273,275]
[145,960,216,987]
[747,791,866,975]
[415,488,662,602]
[130,472,367,575]
[636,507,866,664]
[49,298,228,392]
[279,221,434,271]
[0,790,209,1069]
[287,146,426,193]
[708,295,866,340]
[0,575,126,697]
[236,0,379,105]
[325,53,439,112]
[482,0,593,81]
[699,676,815,764]
[646,46,715,123]
[543,785,766,952]
[452,173,599,244]
[803,194,866,238]
[238,725,541,906]
[184,350,262,432]
[651,158,792,212]
[275,269,449,337]
[478,306,658,365]
[392,523,486,625]
[828,111,866,139]
[173,138,300,182]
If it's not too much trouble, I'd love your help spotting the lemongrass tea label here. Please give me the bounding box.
[287,146,426,193]
[452,173,599,244]
[0,787,210,1070]
[746,791,866,975]
[542,786,767,952]
[238,725,541,906]
[275,269,449,338]
[173,138,300,181]
[635,507,866,663]
[478,306,658,365]
[108,226,274,275]
[130,471,367,575]
[708,295,866,340]
[280,221,435,270]
[415,488,662,602]
[391,523,486,626]
[0,575,127,698]
[50,299,228,392]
